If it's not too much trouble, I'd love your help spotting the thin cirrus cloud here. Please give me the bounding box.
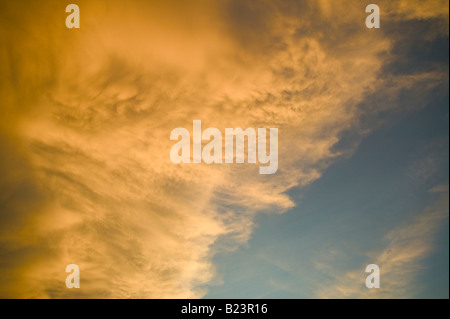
[0,0,448,297]
[315,185,449,299]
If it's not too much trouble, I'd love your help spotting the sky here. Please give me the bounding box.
[0,0,448,298]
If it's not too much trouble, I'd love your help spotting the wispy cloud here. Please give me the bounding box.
[315,185,449,298]
[0,0,447,297]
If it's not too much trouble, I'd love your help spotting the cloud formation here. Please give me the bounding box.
[315,185,449,298]
[0,0,448,297]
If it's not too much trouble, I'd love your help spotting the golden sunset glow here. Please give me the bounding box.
[0,0,448,298]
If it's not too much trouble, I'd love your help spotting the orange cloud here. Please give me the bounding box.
[0,0,447,298]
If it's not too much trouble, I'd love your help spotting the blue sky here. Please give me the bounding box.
[207,4,450,299]
[0,0,448,298]
[206,93,449,298]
